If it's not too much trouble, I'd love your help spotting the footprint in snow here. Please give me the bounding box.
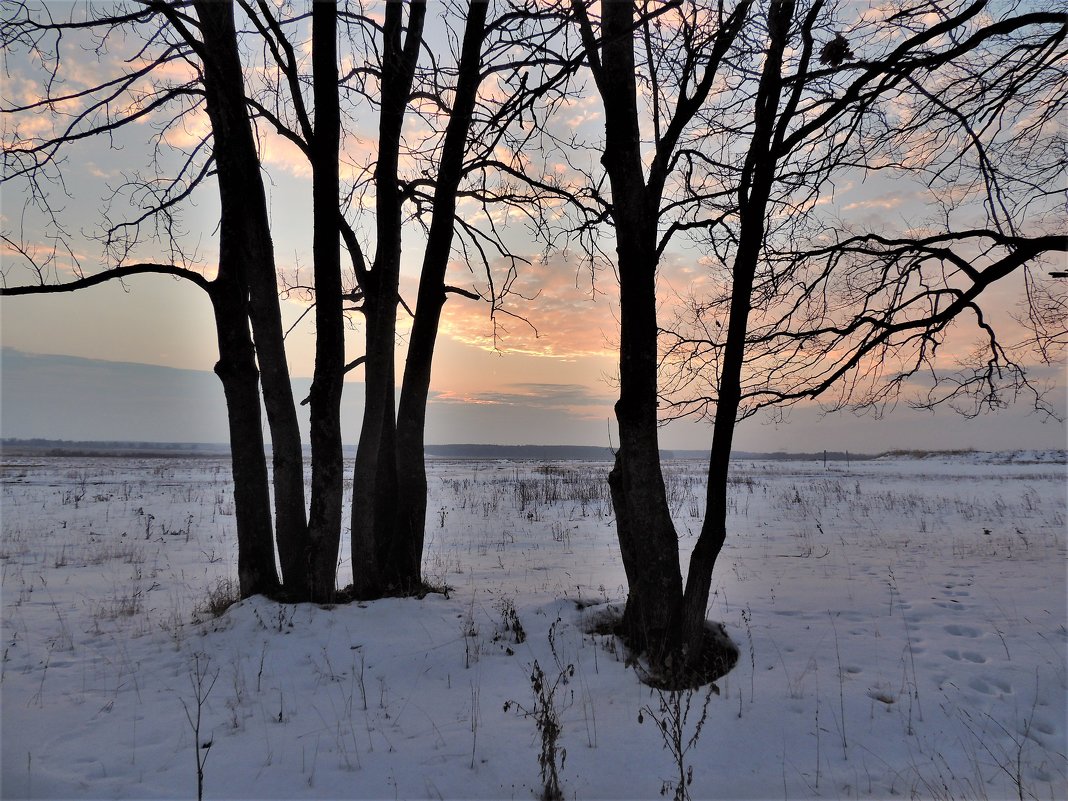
[968,675,1013,695]
[946,648,986,663]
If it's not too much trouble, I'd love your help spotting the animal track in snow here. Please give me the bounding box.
[944,648,985,663]
[967,675,1013,695]
[932,600,965,610]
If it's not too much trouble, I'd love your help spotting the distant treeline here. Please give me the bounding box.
[2,438,878,462]
[0,438,230,458]
[423,444,878,461]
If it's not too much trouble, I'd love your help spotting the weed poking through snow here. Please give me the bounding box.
[181,652,219,801]
[504,619,574,801]
[493,596,526,652]
[639,682,716,801]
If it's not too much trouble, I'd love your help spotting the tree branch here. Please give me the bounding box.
[1,262,213,295]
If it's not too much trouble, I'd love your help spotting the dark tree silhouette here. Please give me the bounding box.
[2,0,574,601]
[238,0,575,598]
[2,0,303,597]
[567,0,1066,677]
[2,1,357,600]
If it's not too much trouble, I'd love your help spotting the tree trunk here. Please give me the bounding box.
[680,223,759,656]
[394,0,489,594]
[350,1,427,598]
[681,0,793,660]
[305,0,345,602]
[208,289,280,598]
[610,230,684,660]
[350,288,399,597]
[596,1,684,660]
[194,0,309,594]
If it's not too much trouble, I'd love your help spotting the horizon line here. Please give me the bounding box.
[4,437,1063,462]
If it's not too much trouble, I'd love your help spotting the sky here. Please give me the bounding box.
[1,2,1065,453]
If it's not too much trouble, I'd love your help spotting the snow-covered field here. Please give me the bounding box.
[1,453,1065,800]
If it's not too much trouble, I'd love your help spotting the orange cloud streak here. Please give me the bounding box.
[439,254,618,359]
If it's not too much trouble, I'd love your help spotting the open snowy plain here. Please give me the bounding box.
[1,452,1065,800]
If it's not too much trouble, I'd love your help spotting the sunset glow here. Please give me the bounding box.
[2,1,1064,453]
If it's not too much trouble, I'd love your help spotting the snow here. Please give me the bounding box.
[1,454,1065,800]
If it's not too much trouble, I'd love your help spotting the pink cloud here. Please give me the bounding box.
[439,253,619,359]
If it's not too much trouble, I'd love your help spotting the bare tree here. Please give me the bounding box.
[239,0,575,599]
[239,0,570,597]
[567,0,751,666]
[383,0,565,594]
[276,0,576,598]
[0,0,338,597]
[568,0,1066,676]
[1,0,299,596]
[2,0,575,602]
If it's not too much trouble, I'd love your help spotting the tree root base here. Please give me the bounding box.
[581,603,739,690]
